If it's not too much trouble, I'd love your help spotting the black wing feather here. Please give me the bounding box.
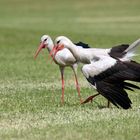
[109,44,129,58]
[96,81,132,109]
[87,61,140,109]
[75,41,91,48]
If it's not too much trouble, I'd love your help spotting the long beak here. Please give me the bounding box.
[34,42,45,59]
[50,44,64,61]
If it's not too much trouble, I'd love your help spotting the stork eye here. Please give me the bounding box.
[44,38,47,41]
[57,40,60,44]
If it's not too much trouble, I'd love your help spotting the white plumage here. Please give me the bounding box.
[53,36,140,63]
[34,35,82,104]
[52,36,140,109]
[82,55,117,78]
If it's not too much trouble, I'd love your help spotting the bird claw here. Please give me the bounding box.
[81,93,100,104]
[81,95,95,104]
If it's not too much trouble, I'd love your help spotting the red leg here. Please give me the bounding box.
[75,73,82,103]
[81,93,100,104]
[72,66,82,103]
[60,67,65,104]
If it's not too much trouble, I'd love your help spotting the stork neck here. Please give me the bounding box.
[66,44,93,64]
[47,40,54,52]
[66,44,81,60]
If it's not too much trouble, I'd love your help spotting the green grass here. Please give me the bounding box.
[0,0,140,139]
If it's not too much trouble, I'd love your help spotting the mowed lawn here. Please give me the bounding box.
[0,0,140,139]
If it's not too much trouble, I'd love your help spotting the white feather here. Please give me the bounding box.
[82,55,117,78]
[121,38,140,61]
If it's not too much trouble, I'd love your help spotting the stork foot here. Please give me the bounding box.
[81,96,94,104]
[81,93,100,104]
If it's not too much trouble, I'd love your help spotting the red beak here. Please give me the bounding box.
[50,44,64,61]
[34,42,46,59]
[49,46,57,57]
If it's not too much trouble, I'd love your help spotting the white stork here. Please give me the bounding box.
[52,36,140,109]
[34,35,84,104]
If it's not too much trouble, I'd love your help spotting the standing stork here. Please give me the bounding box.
[52,36,140,108]
[34,35,85,104]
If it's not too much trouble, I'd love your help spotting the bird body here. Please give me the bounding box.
[54,48,77,66]
[66,45,110,64]
[82,55,117,78]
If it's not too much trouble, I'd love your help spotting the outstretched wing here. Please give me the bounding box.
[96,80,132,109]
[87,61,140,109]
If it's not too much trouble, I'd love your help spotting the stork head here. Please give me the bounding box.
[34,35,53,59]
[50,36,74,58]
[55,36,73,49]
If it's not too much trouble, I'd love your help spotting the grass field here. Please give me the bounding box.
[0,0,140,139]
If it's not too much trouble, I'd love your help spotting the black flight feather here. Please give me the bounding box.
[75,41,90,48]
[109,44,129,58]
[86,60,140,109]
